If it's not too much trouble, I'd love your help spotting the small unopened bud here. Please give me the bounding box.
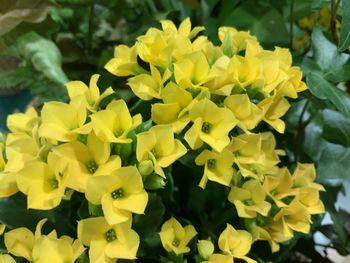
[197,239,214,260]
[138,160,154,176]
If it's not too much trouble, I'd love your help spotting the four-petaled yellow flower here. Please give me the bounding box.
[85,166,148,224]
[91,100,142,143]
[159,217,197,255]
[78,217,139,263]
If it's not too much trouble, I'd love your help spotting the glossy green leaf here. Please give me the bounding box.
[306,72,350,117]
[323,109,350,147]
[311,28,350,82]
[17,32,69,85]
[339,0,350,51]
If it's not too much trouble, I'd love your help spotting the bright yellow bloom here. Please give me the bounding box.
[174,51,212,89]
[151,82,201,132]
[195,149,235,188]
[0,254,16,263]
[227,133,282,178]
[160,17,204,40]
[224,94,263,131]
[185,98,237,152]
[203,254,233,263]
[52,132,121,192]
[219,27,259,56]
[127,65,171,100]
[229,55,262,89]
[105,44,143,77]
[85,166,148,224]
[159,217,197,255]
[16,153,67,210]
[91,99,142,143]
[6,107,39,134]
[218,224,256,263]
[229,179,271,218]
[66,74,114,112]
[78,217,139,262]
[292,163,325,191]
[136,125,187,178]
[296,187,325,215]
[5,219,84,263]
[258,96,291,133]
[39,100,91,142]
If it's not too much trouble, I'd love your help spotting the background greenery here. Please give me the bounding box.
[1,0,350,262]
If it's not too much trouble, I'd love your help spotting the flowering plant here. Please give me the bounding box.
[0,18,324,263]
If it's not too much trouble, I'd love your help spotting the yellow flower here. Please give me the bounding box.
[160,17,204,39]
[85,166,148,224]
[0,254,16,263]
[224,94,263,131]
[66,74,114,112]
[185,98,237,152]
[174,51,212,89]
[78,217,139,262]
[6,107,39,134]
[151,82,197,132]
[292,163,325,191]
[127,65,171,100]
[263,167,296,208]
[52,132,121,192]
[195,148,235,189]
[91,100,142,143]
[39,100,91,142]
[203,254,233,263]
[228,180,271,218]
[227,132,282,178]
[105,44,143,76]
[136,125,187,178]
[218,27,259,56]
[218,224,256,263]
[16,153,67,210]
[159,217,197,255]
[296,187,325,215]
[5,219,84,263]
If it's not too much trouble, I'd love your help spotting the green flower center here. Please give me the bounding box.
[86,161,98,174]
[172,238,180,247]
[207,159,216,169]
[50,178,59,189]
[105,228,117,242]
[114,128,124,137]
[111,188,124,199]
[201,122,212,134]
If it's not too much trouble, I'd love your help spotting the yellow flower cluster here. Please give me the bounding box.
[0,18,324,262]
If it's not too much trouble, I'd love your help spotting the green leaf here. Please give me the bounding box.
[306,72,350,117]
[322,109,350,147]
[0,0,52,37]
[311,28,350,82]
[17,32,68,85]
[339,0,350,51]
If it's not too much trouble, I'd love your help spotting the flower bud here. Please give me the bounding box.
[138,160,154,177]
[197,239,214,260]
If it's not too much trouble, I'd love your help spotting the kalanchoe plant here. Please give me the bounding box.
[0,18,325,263]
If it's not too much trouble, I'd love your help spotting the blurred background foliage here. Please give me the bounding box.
[1,0,350,262]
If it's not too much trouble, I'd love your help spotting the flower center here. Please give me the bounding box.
[201,122,212,134]
[105,228,117,242]
[172,238,180,247]
[50,178,59,189]
[86,161,98,174]
[207,159,216,169]
[111,188,124,199]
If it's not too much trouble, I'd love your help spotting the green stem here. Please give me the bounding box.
[330,0,340,44]
[290,0,295,50]
[87,0,95,55]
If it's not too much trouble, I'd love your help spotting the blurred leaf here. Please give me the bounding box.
[306,72,350,117]
[311,28,350,82]
[17,32,69,85]
[0,0,52,37]
[339,0,350,51]
[322,109,350,146]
